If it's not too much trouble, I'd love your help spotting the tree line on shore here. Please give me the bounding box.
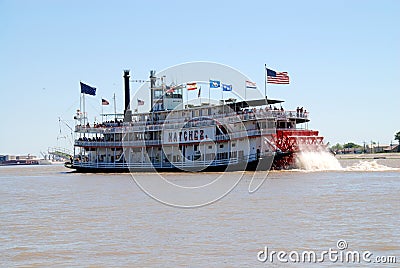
[330,131,400,153]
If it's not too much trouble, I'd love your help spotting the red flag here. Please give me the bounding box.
[187,82,197,90]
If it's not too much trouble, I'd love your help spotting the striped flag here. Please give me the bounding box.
[165,87,175,93]
[245,80,257,89]
[187,82,197,90]
[266,68,290,84]
[101,98,110,105]
[166,84,184,93]
[137,99,144,106]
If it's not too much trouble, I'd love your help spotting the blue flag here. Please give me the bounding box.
[80,82,96,96]
[209,80,221,88]
[222,84,232,91]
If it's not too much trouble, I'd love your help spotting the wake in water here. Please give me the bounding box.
[295,145,398,172]
[344,160,398,171]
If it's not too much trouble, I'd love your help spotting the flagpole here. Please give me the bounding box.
[186,85,188,110]
[101,98,104,123]
[222,86,224,114]
[198,86,201,106]
[208,79,211,105]
[83,92,86,127]
[79,83,83,145]
[244,80,247,100]
[113,93,116,122]
[264,64,267,103]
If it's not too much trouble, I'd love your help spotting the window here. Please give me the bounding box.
[219,144,224,148]
[154,90,163,98]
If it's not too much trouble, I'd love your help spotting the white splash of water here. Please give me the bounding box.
[296,150,342,171]
[295,145,398,172]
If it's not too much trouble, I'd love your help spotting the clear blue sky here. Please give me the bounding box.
[1,0,399,155]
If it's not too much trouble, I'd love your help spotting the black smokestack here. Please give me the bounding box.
[123,70,130,113]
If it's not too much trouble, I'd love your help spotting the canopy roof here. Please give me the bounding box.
[227,98,284,109]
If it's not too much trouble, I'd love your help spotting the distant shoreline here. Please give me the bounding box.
[336,152,400,160]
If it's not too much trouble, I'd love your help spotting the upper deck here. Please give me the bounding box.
[75,99,310,134]
[75,109,309,134]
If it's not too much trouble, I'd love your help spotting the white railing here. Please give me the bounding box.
[74,128,275,147]
[75,110,309,133]
[74,110,309,134]
[74,140,163,147]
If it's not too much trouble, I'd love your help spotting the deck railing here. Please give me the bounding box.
[75,110,309,133]
[74,128,273,147]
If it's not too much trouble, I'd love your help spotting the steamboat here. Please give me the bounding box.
[66,64,324,172]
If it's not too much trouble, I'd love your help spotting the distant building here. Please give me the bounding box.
[0,154,38,165]
[337,147,363,154]
[383,144,399,153]
[369,145,389,153]
[335,144,400,154]
[0,154,37,162]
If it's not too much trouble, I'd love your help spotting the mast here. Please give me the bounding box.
[150,70,156,112]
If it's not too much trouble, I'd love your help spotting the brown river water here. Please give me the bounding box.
[1,158,399,267]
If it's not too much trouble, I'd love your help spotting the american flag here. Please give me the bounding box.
[266,68,290,84]
[101,98,109,105]
[165,87,175,93]
[137,99,144,106]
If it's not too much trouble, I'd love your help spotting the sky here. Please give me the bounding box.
[1,0,399,155]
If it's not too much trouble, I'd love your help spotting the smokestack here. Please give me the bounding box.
[123,70,132,122]
[123,70,130,113]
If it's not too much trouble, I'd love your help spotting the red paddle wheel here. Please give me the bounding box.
[271,129,325,169]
